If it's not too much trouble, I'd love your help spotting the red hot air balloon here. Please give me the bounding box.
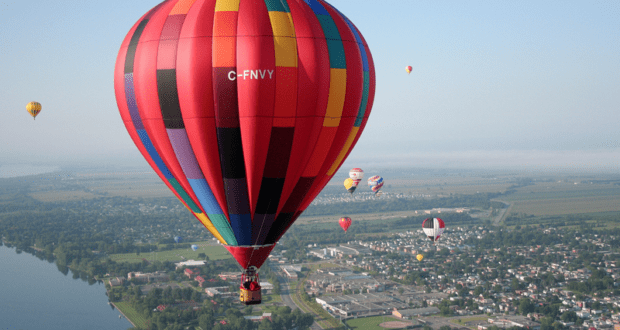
[115,0,375,305]
[339,217,352,232]
[405,66,412,74]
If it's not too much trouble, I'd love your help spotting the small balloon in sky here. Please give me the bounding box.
[26,101,42,120]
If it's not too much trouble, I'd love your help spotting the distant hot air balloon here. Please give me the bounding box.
[191,244,199,251]
[367,175,384,195]
[26,102,42,120]
[339,217,352,232]
[344,168,364,194]
[174,236,181,243]
[344,178,355,194]
[416,254,423,262]
[115,0,375,305]
[405,66,412,75]
[422,218,445,243]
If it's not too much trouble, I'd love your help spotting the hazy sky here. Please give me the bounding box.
[1,0,618,171]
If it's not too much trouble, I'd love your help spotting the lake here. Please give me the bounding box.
[0,245,133,330]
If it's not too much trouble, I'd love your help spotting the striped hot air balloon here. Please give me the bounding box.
[114,0,375,305]
[367,175,383,195]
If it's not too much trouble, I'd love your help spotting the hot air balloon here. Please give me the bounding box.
[344,167,363,194]
[339,217,352,232]
[422,218,445,243]
[344,178,355,194]
[26,102,42,120]
[405,66,412,75]
[115,0,375,305]
[367,175,383,195]
[174,236,181,243]
[416,254,423,262]
[191,244,199,251]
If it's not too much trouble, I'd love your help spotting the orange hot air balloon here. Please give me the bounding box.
[339,217,352,232]
[26,102,42,120]
[115,0,375,305]
[416,254,423,262]
[405,66,412,74]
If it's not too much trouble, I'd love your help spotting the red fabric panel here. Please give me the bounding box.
[133,1,205,213]
[180,0,216,38]
[224,244,276,269]
[237,0,275,215]
[176,1,228,218]
[275,0,330,215]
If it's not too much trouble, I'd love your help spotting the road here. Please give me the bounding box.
[272,267,324,330]
[491,200,512,225]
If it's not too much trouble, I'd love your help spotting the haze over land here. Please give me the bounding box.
[1,1,618,172]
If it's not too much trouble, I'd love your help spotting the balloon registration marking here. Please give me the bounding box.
[228,70,275,81]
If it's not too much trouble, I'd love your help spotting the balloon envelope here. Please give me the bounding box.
[405,66,412,74]
[349,168,364,181]
[339,217,352,232]
[26,102,42,120]
[416,254,423,262]
[367,175,384,194]
[174,236,181,243]
[422,218,445,242]
[191,244,199,251]
[114,0,375,271]
[344,178,356,194]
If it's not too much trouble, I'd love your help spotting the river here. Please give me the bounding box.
[0,245,133,330]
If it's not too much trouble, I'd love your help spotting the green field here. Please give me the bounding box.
[109,243,231,263]
[345,315,410,330]
[500,181,620,216]
[114,301,149,329]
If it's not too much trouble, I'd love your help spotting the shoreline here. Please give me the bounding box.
[110,302,137,328]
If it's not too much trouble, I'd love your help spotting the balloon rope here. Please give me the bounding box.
[245,197,274,270]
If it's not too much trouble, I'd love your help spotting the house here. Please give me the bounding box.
[244,313,272,322]
[185,268,200,279]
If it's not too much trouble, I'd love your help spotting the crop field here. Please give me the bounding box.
[500,181,620,216]
[109,243,231,263]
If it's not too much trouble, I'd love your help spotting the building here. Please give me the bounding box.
[174,260,206,270]
[127,271,169,283]
[392,307,440,319]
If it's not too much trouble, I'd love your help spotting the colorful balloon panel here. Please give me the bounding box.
[26,101,42,120]
[114,0,375,270]
[367,175,384,194]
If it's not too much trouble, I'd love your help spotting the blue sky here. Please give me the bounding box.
[1,0,618,171]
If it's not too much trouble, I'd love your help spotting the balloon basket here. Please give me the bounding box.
[239,266,261,305]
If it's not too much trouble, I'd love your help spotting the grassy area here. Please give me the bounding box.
[114,301,149,329]
[345,315,406,330]
[109,244,231,263]
[451,316,491,326]
[500,181,620,216]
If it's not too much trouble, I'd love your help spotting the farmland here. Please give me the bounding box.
[109,243,231,264]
